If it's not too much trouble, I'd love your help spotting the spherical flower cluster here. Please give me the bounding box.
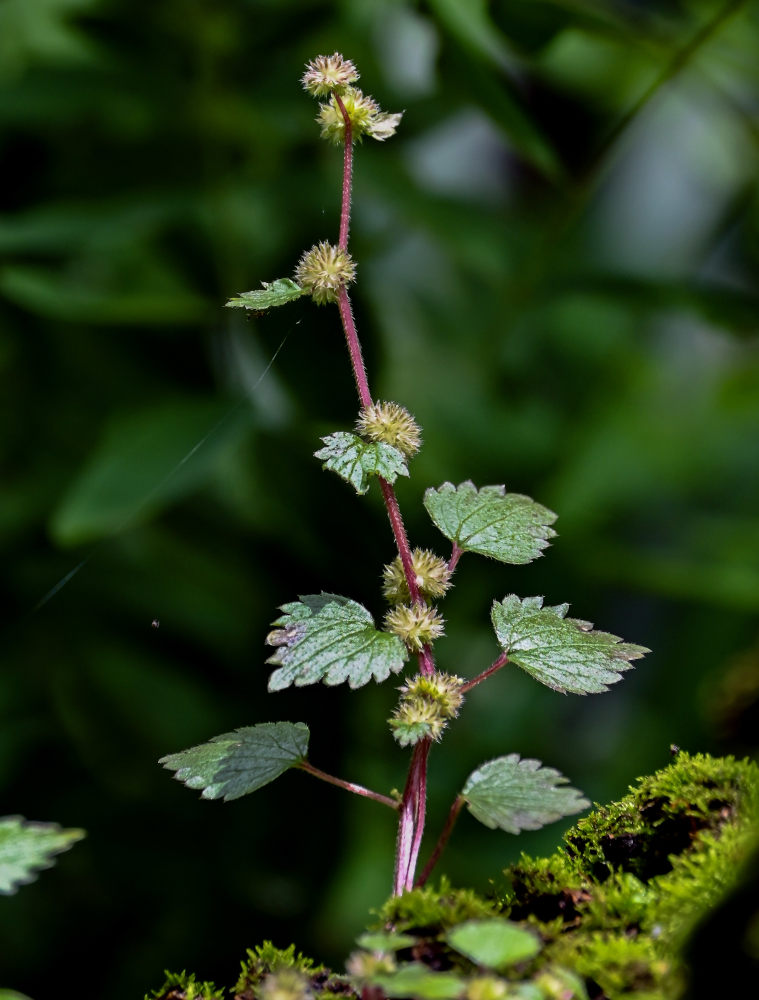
[383,603,445,652]
[389,672,464,747]
[260,969,312,1000]
[356,401,422,458]
[301,53,359,97]
[293,241,356,305]
[382,548,452,604]
[317,86,403,145]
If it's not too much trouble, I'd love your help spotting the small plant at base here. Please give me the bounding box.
[159,54,649,901]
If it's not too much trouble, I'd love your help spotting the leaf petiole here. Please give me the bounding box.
[297,761,398,810]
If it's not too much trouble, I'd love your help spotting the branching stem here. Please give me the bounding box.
[415,795,465,888]
[461,651,509,693]
[333,88,436,893]
[298,761,398,810]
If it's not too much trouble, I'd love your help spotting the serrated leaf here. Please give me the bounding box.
[445,919,541,968]
[0,816,85,895]
[225,278,303,312]
[159,722,309,801]
[266,594,408,691]
[315,432,408,494]
[462,754,589,834]
[371,964,466,1000]
[491,595,648,695]
[423,482,557,564]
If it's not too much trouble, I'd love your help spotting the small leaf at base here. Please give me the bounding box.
[445,919,541,968]
[267,594,408,690]
[462,754,588,834]
[315,432,408,494]
[159,722,309,801]
[423,482,556,564]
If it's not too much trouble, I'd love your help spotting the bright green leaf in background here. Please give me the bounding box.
[159,722,309,802]
[49,398,248,545]
[266,595,408,691]
[424,482,557,564]
[462,754,588,834]
[445,918,541,968]
[225,278,303,312]
[315,431,409,494]
[0,816,85,895]
[491,595,648,695]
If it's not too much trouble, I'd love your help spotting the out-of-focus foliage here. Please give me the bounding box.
[1,0,758,997]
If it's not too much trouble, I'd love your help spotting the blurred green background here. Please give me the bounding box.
[2,0,758,995]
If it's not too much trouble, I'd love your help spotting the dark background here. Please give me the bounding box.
[2,0,758,996]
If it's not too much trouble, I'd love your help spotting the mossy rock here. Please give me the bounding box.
[146,752,759,1000]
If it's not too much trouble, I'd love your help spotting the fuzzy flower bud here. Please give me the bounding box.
[384,603,445,652]
[260,969,312,1000]
[389,672,464,747]
[345,950,397,980]
[317,86,403,145]
[383,548,452,604]
[356,401,422,458]
[302,53,359,97]
[294,241,356,305]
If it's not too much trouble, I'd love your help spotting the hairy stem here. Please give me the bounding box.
[460,651,509,693]
[334,93,353,250]
[333,90,436,893]
[393,739,431,894]
[337,285,372,409]
[298,761,398,810]
[415,794,465,889]
[448,542,463,574]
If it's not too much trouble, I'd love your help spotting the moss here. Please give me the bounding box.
[144,753,759,1000]
[375,876,500,935]
[146,970,226,1000]
[234,942,351,1000]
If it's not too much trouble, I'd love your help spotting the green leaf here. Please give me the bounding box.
[315,432,409,494]
[49,397,249,545]
[266,594,408,691]
[158,722,309,802]
[424,482,556,564]
[0,816,85,895]
[462,754,589,834]
[225,278,303,312]
[491,595,648,694]
[371,964,466,1000]
[445,919,541,968]
[357,931,418,952]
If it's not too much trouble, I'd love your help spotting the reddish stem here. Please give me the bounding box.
[337,285,372,409]
[414,795,465,889]
[393,739,431,894]
[460,651,510,693]
[332,86,436,894]
[298,761,398,810]
[448,542,463,574]
[334,93,353,250]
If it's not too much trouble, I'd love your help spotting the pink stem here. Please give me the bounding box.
[298,761,398,810]
[460,651,509,693]
[448,542,463,573]
[337,285,372,409]
[415,795,465,889]
[334,93,353,250]
[332,86,436,894]
[405,741,430,890]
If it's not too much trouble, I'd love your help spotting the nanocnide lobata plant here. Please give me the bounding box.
[159,53,649,898]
